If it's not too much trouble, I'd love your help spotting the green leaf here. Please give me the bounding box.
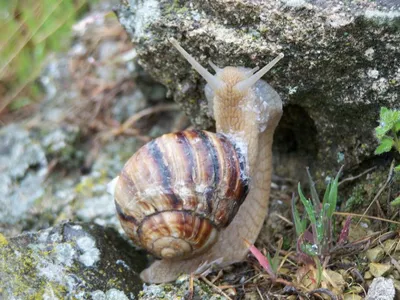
[390,196,400,207]
[301,243,319,257]
[291,194,307,237]
[322,181,331,204]
[395,121,400,133]
[314,257,323,286]
[374,137,394,155]
[9,97,32,111]
[394,165,400,173]
[375,107,400,140]
[390,196,400,206]
[267,252,279,274]
[306,167,321,213]
[298,183,317,226]
[327,166,343,218]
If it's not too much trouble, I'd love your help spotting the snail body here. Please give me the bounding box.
[108,39,284,283]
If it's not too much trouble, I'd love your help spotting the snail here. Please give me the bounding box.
[108,38,284,283]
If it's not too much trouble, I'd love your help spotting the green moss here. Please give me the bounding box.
[165,0,189,16]
[75,177,95,196]
[345,184,365,211]
[345,169,390,212]
[0,246,39,297]
[30,282,68,300]
[107,277,122,289]
[0,234,8,247]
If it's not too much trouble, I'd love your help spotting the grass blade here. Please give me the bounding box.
[298,183,319,245]
[306,167,321,213]
[291,193,307,236]
[327,166,343,218]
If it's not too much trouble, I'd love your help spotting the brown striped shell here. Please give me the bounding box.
[113,130,249,260]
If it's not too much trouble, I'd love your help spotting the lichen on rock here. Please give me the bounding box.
[0,124,48,227]
[0,222,147,299]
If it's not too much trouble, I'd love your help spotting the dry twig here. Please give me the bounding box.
[356,160,396,226]
[200,276,233,300]
[338,166,377,186]
[97,103,179,141]
[334,211,400,226]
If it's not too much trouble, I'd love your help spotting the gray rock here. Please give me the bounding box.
[134,64,167,102]
[0,221,147,299]
[0,123,86,236]
[41,124,83,168]
[0,125,47,226]
[367,277,395,300]
[115,0,400,179]
[112,90,148,123]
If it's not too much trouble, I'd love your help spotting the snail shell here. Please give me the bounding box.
[108,38,284,283]
[113,130,249,259]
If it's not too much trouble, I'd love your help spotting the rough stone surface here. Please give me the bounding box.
[0,123,82,237]
[0,221,147,299]
[366,246,385,263]
[116,0,400,179]
[41,124,82,168]
[369,263,393,278]
[0,125,48,227]
[367,277,395,300]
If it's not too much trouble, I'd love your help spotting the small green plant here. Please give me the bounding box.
[375,107,400,160]
[291,167,352,273]
[374,107,400,206]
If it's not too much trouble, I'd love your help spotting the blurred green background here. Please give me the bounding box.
[0,0,97,115]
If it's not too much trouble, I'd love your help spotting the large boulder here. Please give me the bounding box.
[115,0,400,179]
[0,222,147,299]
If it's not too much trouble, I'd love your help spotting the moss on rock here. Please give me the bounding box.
[0,222,147,299]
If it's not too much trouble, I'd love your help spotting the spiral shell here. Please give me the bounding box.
[113,130,249,259]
